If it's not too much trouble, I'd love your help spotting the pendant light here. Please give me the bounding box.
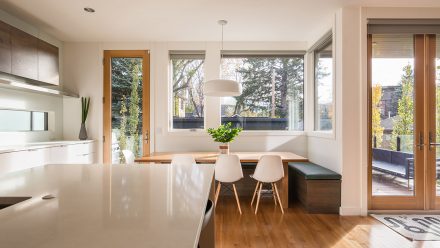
[204,20,242,96]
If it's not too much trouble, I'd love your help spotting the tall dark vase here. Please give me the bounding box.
[79,123,88,140]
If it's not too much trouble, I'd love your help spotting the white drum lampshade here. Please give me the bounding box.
[204,79,242,96]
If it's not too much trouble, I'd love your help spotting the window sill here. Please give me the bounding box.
[307,130,335,140]
[166,129,206,136]
[164,129,307,137]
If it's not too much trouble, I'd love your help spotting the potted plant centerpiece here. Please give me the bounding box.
[207,122,242,154]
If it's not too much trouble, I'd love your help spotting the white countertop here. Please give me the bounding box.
[0,163,215,248]
[0,140,94,154]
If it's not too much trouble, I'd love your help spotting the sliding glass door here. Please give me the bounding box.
[368,33,439,210]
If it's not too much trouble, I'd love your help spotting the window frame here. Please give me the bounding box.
[220,52,306,132]
[168,51,206,132]
[312,32,335,135]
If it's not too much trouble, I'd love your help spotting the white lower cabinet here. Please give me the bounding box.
[0,142,95,175]
[49,143,94,164]
[0,149,47,175]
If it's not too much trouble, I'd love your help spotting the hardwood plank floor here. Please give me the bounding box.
[215,196,440,248]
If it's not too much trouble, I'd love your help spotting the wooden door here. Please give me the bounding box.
[426,34,440,209]
[103,50,150,164]
[368,34,440,210]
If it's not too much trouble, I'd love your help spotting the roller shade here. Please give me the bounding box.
[169,50,205,60]
[368,19,440,34]
[308,30,332,53]
[221,50,305,58]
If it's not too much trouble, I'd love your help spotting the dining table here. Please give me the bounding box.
[135,151,308,209]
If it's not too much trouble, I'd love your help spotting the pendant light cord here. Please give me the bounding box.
[220,23,224,61]
[221,23,224,52]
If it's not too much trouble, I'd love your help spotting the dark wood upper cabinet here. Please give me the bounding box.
[38,40,59,85]
[0,21,11,73]
[0,21,59,85]
[11,27,39,80]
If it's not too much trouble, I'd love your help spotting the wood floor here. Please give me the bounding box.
[214,196,440,248]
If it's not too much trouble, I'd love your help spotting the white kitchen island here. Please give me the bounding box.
[0,163,215,248]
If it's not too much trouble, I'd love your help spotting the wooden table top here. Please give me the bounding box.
[135,151,308,163]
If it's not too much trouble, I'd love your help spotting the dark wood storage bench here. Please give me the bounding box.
[289,162,341,213]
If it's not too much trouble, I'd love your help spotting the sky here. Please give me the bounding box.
[372,58,413,87]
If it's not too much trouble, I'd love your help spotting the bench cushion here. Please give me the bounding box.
[289,162,341,180]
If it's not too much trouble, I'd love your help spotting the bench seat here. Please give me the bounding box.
[290,162,342,180]
[289,162,341,214]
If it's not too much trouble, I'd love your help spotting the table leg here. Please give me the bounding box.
[278,162,289,209]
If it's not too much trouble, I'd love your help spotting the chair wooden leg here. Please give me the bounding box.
[273,183,284,214]
[255,183,263,214]
[251,181,260,206]
[214,182,221,207]
[232,184,242,215]
[271,183,277,206]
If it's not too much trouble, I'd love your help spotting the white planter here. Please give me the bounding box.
[219,143,229,154]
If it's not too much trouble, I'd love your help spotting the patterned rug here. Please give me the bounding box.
[371,214,440,241]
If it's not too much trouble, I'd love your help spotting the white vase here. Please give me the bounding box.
[219,143,229,154]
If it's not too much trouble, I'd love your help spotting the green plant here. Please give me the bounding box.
[81,97,91,124]
[207,122,242,143]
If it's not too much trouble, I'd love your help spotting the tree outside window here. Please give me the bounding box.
[170,53,205,129]
[220,55,304,131]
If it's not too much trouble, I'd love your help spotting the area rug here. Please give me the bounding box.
[371,214,440,241]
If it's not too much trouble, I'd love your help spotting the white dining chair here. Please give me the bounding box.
[171,154,196,166]
[214,154,244,214]
[122,150,135,164]
[251,155,284,214]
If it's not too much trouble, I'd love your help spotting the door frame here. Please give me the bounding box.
[367,34,427,210]
[426,34,440,210]
[103,50,150,164]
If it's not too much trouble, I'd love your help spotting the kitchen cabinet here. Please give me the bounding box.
[10,26,39,80]
[49,143,94,164]
[38,40,59,85]
[0,21,11,73]
[0,20,59,85]
[0,142,95,175]
[0,149,47,175]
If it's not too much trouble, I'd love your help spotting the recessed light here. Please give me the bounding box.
[84,7,95,13]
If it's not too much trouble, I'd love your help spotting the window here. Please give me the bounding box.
[220,53,305,131]
[0,109,48,131]
[170,51,205,130]
[314,37,333,131]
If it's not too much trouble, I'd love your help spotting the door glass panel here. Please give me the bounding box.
[436,35,440,196]
[371,34,415,196]
[111,58,143,163]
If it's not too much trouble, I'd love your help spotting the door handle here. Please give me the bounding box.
[416,132,424,150]
[144,130,149,144]
[429,132,440,150]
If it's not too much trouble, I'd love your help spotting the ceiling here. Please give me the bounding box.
[1,0,440,42]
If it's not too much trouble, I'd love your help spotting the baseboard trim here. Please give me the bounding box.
[339,207,362,216]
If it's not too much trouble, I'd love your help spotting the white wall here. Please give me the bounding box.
[336,6,364,215]
[0,10,64,145]
[62,41,309,163]
[305,17,340,174]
